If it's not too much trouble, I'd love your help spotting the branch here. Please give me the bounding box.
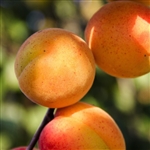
[26,108,55,150]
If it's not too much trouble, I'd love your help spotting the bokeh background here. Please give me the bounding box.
[1,0,150,149]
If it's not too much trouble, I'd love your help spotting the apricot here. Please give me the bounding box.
[38,102,126,150]
[107,0,150,7]
[15,28,95,108]
[85,1,150,78]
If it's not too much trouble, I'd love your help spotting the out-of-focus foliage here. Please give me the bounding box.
[1,0,150,150]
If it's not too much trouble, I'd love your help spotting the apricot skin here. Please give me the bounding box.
[39,117,109,150]
[38,102,126,150]
[85,1,150,78]
[15,28,95,108]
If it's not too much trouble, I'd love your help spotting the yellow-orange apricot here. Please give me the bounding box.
[38,102,126,150]
[107,0,150,7]
[15,28,95,108]
[85,1,150,78]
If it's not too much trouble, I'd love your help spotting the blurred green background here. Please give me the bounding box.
[1,0,150,149]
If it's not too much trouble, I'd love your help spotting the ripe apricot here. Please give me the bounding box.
[85,1,150,78]
[15,28,95,108]
[38,102,125,150]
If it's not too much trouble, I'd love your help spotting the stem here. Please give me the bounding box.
[26,108,55,150]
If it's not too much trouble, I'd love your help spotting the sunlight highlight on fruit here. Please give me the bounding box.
[132,15,150,55]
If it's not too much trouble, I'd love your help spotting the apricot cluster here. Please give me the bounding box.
[14,0,149,150]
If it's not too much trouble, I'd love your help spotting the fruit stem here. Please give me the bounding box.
[26,108,55,150]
